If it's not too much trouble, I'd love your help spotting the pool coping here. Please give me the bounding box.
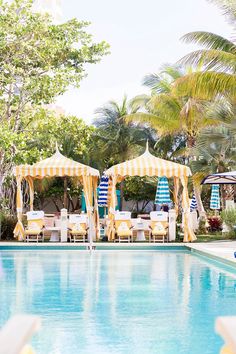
[186,244,236,269]
[0,241,186,251]
[1,242,236,269]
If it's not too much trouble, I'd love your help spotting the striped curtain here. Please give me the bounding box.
[210,184,220,210]
[190,194,197,211]
[98,175,109,207]
[155,176,171,205]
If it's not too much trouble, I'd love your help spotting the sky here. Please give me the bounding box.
[54,0,233,123]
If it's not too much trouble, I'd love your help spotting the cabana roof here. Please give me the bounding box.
[14,147,99,178]
[201,171,236,185]
[105,143,191,179]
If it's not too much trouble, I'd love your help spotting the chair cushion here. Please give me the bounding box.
[152,222,167,236]
[117,222,132,237]
[117,230,132,237]
[70,222,87,236]
[25,229,42,235]
[28,220,44,228]
[25,221,42,235]
[70,229,87,236]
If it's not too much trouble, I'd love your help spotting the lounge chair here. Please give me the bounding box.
[149,211,169,243]
[68,214,88,242]
[24,211,45,243]
[114,211,133,242]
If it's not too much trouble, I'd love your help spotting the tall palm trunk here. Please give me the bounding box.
[187,135,206,217]
[193,184,206,216]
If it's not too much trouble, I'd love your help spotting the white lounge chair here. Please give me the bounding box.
[68,214,88,242]
[149,211,169,243]
[24,211,45,243]
[114,211,133,242]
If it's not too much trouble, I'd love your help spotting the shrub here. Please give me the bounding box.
[196,216,208,235]
[221,209,236,232]
[0,212,17,240]
[208,216,222,232]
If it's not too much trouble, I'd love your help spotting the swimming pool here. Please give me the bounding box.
[0,249,236,354]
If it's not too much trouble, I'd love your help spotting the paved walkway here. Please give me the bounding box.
[187,242,236,264]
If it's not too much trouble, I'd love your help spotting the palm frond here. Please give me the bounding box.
[181,31,236,53]
[148,93,181,113]
[129,94,150,112]
[179,49,236,72]
[159,64,184,80]
[125,112,180,135]
[142,73,171,93]
[173,71,236,100]
[172,146,190,157]
[143,64,183,93]
[192,171,207,185]
[209,0,236,25]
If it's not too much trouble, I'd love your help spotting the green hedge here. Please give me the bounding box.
[0,212,17,240]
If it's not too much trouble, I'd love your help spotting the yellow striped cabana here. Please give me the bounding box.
[13,147,100,241]
[105,142,196,242]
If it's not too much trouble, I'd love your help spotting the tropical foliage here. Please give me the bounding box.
[0,0,236,219]
[174,0,236,99]
[92,96,157,169]
[0,0,109,210]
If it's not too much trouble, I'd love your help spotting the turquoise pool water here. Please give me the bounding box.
[0,250,236,354]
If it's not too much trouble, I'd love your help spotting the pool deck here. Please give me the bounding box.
[1,241,236,266]
[187,242,236,266]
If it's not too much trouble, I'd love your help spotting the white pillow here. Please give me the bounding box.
[75,223,84,231]
[29,222,41,231]
[154,222,165,231]
[118,222,129,231]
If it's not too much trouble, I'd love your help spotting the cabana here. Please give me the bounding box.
[201,171,236,185]
[13,146,100,241]
[105,143,196,242]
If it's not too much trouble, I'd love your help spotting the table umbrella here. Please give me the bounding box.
[155,176,171,205]
[210,184,220,210]
[190,194,197,212]
[98,175,109,207]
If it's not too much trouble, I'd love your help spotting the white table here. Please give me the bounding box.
[135,223,146,241]
[46,227,61,242]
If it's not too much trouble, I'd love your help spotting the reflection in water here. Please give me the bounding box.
[0,250,236,354]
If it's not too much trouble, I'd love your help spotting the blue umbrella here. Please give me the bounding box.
[190,194,197,212]
[210,184,220,210]
[98,175,109,207]
[155,176,171,205]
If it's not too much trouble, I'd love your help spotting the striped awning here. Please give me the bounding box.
[98,175,109,207]
[210,184,220,210]
[13,148,99,178]
[105,142,191,179]
[202,171,236,184]
[190,194,197,211]
[155,177,172,205]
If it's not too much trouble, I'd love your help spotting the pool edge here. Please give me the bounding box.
[187,245,236,270]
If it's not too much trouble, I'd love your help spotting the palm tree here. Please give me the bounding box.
[174,0,236,99]
[126,64,219,213]
[93,96,156,208]
[191,124,236,207]
[93,96,156,166]
[128,65,218,148]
